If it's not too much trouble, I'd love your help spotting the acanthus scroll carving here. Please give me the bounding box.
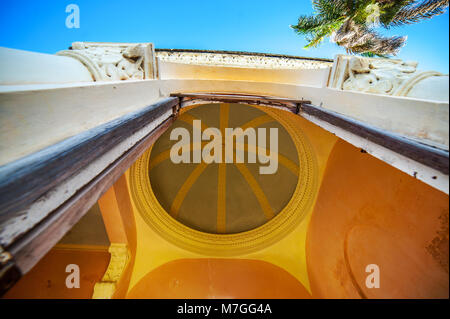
[329,54,448,101]
[343,57,418,95]
[57,42,157,81]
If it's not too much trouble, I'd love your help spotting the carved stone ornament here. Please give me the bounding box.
[92,243,129,299]
[57,42,157,81]
[328,54,448,101]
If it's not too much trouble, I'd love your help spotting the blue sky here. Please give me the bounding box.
[1,0,449,72]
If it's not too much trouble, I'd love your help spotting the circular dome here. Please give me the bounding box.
[130,103,318,255]
[149,103,298,234]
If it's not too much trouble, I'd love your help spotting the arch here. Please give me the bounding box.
[306,139,449,298]
[129,103,319,255]
[127,259,312,299]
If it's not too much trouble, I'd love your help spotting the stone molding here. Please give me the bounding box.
[57,42,157,81]
[156,50,332,70]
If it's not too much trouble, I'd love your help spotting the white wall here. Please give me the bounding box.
[0,47,93,85]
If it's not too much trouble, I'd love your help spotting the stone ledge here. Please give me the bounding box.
[155,49,332,70]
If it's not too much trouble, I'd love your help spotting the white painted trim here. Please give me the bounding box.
[302,113,449,194]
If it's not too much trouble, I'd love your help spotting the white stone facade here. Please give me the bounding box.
[329,54,449,101]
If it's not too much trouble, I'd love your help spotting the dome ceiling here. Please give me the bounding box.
[148,103,299,234]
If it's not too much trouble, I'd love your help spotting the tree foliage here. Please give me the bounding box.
[291,0,449,56]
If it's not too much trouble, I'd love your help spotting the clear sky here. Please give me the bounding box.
[1,0,448,72]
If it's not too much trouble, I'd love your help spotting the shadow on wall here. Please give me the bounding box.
[307,139,449,299]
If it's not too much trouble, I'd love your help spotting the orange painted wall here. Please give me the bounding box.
[98,175,137,299]
[127,259,312,299]
[306,140,449,299]
[6,136,448,299]
[3,248,110,299]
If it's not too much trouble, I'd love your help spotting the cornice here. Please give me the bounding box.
[156,49,333,70]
